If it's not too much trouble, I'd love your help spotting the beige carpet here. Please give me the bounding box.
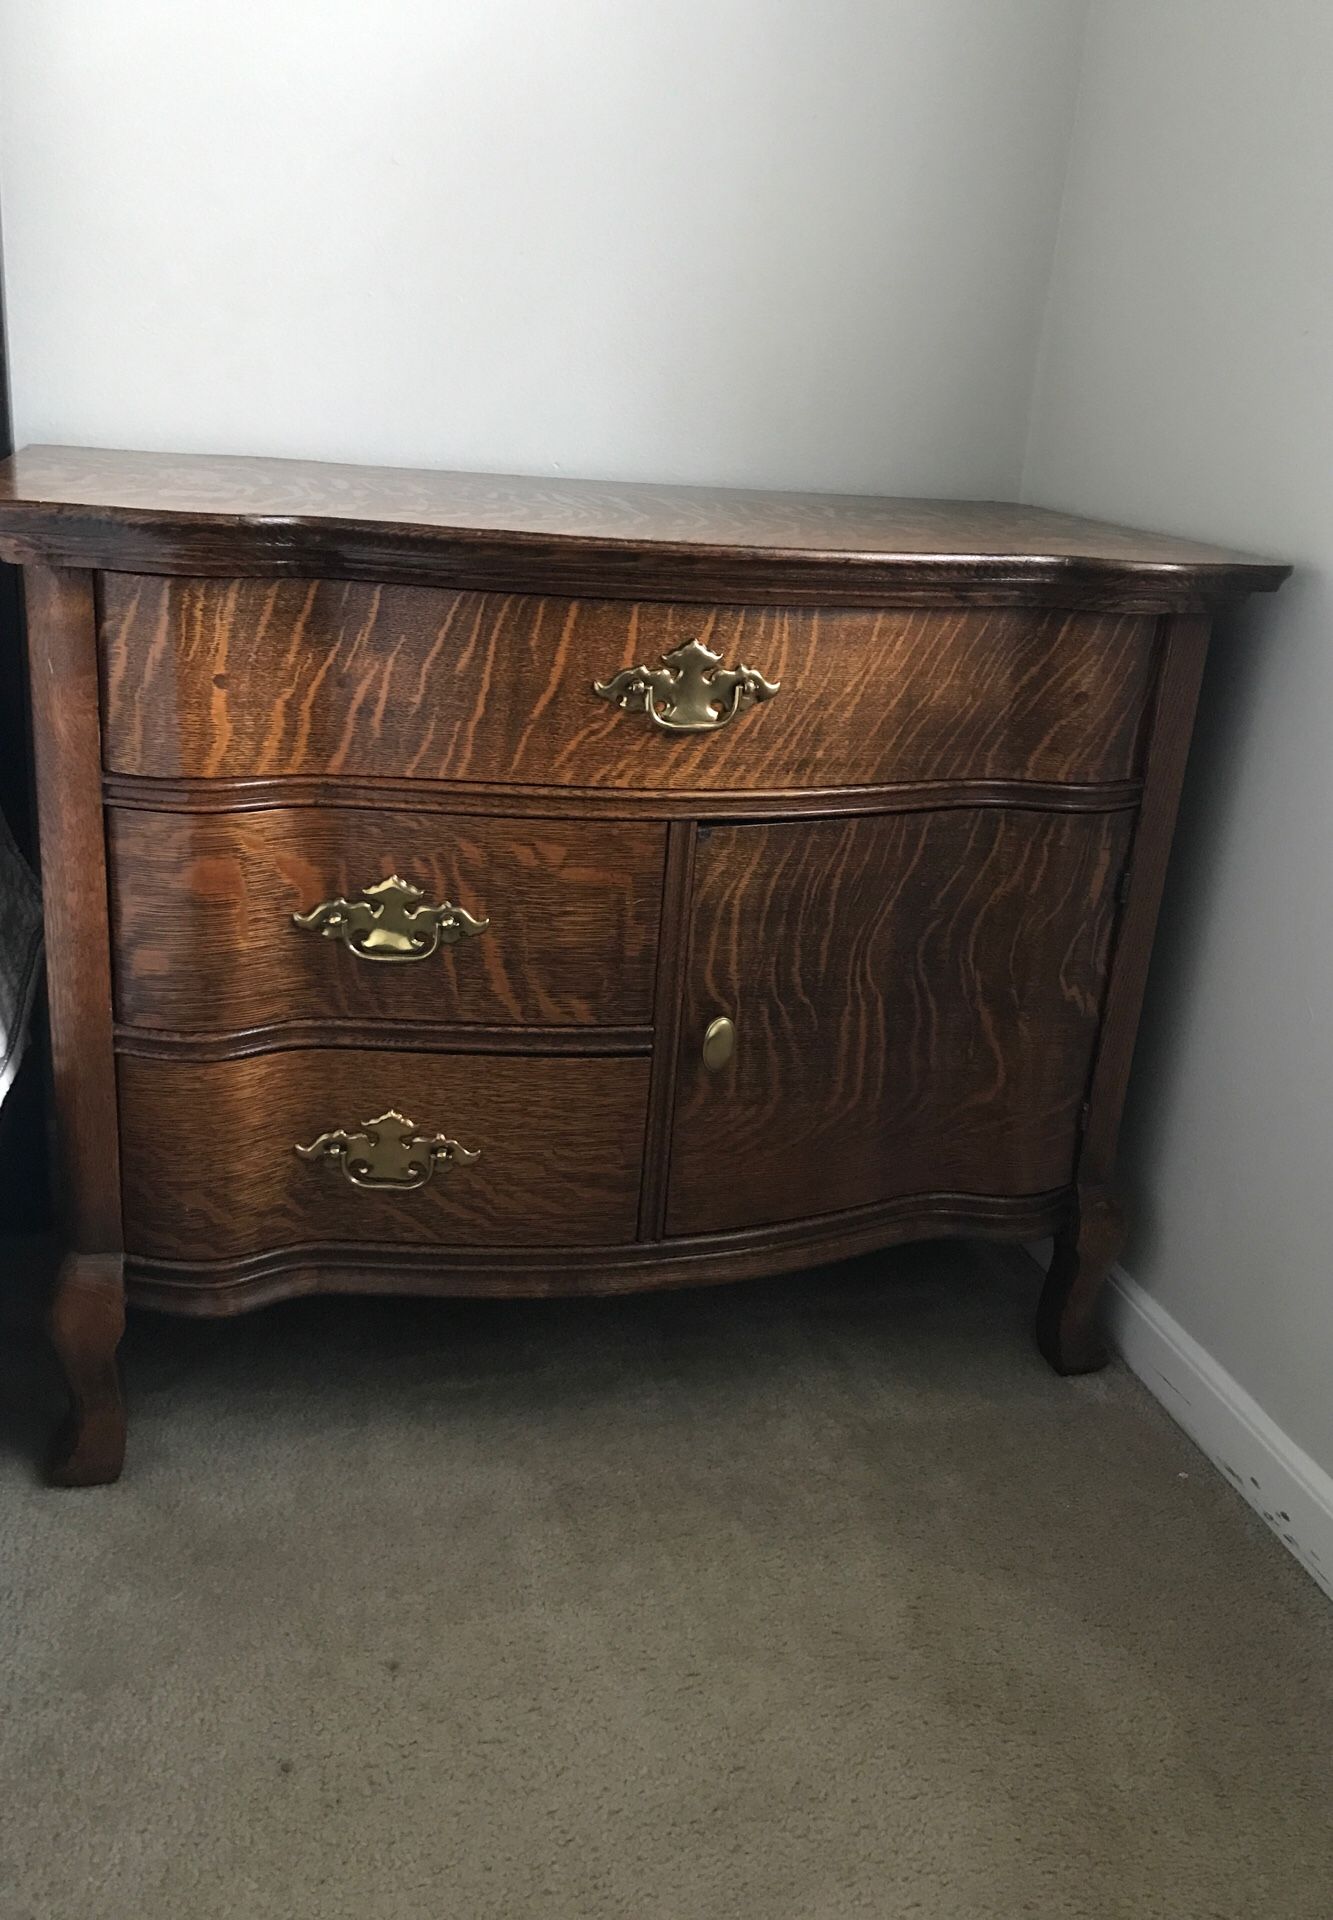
[1,1243,1330,1920]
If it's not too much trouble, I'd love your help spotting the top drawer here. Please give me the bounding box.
[99,576,1159,791]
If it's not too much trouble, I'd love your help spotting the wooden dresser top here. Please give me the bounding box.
[0,444,1289,609]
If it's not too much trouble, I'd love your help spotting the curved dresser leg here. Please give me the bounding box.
[48,1253,127,1486]
[1035,1188,1126,1376]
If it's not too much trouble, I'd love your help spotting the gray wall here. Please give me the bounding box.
[1023,0,1333,1470]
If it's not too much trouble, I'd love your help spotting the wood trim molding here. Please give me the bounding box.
[113,1020,654,1062]
[125,1186,1071,1315]
[1107,1265,1333,1604]
[101,772,1147,821]
[637,820,696,1238]
[0,518,1287,609]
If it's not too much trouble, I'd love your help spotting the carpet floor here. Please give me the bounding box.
[1,1243,1330,1919]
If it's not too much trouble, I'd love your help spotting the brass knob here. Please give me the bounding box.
[702,1015,736,1072]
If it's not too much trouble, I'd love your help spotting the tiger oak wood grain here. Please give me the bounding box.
[118,1051,650,1259]
[100,575,1160,792]
[0,445,1290,608]
[12,447,1289,1482]
[109,807,664,1032]
[666,808,1134,1237]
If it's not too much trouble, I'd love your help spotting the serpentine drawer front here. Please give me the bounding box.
[99,574,1161,792]
[108,807,666,1033]
[117,1051,651,1260]
[0,445,1289,1483]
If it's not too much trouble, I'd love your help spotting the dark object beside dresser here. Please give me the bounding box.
[0,447,1288,1483]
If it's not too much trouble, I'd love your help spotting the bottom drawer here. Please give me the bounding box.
[119,1050,651,1259]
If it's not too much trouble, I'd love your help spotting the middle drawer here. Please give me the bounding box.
[108,807,666,1033]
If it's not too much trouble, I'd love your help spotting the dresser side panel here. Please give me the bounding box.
[25,566,121,1252]
[1079,612,1213,1184]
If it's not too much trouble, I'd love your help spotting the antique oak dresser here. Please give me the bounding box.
[0,447,1287,1483]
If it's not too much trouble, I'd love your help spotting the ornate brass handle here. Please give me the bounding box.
[296,1110,480,1192]
[593,639,779,734]
[293,874,488,962]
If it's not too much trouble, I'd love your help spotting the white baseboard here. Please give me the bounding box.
[1106,1268,1333,1605]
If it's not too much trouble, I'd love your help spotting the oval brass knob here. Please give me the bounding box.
[701,1015,736,1072]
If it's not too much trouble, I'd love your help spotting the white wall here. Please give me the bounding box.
[0,0,1087,493]
[1024,0,1333,1472]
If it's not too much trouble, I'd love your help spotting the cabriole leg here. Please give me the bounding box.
[48,1253,126,1486]
[1035,1188,1125,1376]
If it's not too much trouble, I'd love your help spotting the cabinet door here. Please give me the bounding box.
[665,809,1133,1238]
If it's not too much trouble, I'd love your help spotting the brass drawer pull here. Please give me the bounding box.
[293,874,488,962]
[296,1109,480,1192]
[702,1015,736,1072]
[594,639,779,734]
